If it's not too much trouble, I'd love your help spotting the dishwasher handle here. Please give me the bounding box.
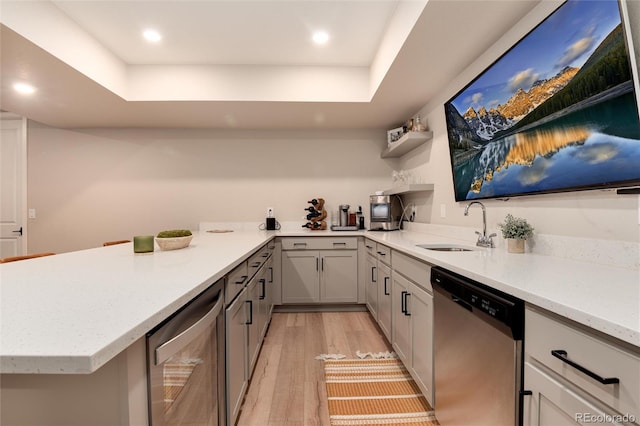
[155,296,223,365]
[452,295,473,312]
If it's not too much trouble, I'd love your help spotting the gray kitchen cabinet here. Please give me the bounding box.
[259,255,274,341]
[320,250,358,302]
[281,237,358,304]
[225,285,248,426]
[391,250,434,406]
[377,261,392,342]
[365,251,378,317]
[523,306,639,426]
[225,242,274,426]
[246,276,261,376]
[282,250,319,303]
[365,239,392,341]
[392,272,411,363]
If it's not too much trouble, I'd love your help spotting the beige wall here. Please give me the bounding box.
[399,0,640,243]
[24,1,640,252]
[27,126,392,253]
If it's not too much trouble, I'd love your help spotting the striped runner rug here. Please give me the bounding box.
[324,358,439,426]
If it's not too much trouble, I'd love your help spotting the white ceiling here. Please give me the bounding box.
[0,0,541,130]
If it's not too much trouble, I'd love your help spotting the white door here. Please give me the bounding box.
[0,117,27,258]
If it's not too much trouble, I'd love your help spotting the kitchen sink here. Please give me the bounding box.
[416,244,475,252]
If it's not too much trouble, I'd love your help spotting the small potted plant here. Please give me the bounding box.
[498,214,534,253]
[155,229,193,251]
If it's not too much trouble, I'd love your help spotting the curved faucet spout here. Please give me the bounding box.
[464,201,494,247]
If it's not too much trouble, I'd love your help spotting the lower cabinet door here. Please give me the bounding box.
[377,262,392,341]
[365,253,378,318]
[409,282,433,406]
[523,362,623,426]
[246,278,261,376]
[282,250,319,303]
[225,288,248,426]
[321,250,358,303]
[392,272,411,364]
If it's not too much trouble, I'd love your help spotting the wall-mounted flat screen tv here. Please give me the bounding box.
[444,0,640,201]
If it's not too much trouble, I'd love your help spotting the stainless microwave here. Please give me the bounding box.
[369,194,402,231]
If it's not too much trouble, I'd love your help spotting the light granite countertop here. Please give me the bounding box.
[1,227,638,375]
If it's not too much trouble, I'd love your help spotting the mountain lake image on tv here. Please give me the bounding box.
[444,0,640,201]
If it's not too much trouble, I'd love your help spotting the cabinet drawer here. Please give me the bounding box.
[392,250,432,291]
[247,246,271,279]
[280,237,357,250]
[375,243,391,265]
[526,306,639,420]
[364,239,376,256]
[226,261,248,304]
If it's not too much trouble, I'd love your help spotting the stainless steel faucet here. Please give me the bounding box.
[464,201,496,248]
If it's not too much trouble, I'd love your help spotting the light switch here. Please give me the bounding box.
[28,208,36,219]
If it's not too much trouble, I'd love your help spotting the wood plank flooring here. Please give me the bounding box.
[236,311,392,426]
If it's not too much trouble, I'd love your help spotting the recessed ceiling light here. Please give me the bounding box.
[143,29,162,43]
[13,82,36,95]
[312,31,330,45]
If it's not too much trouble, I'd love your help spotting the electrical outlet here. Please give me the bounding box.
[267,207,274,218]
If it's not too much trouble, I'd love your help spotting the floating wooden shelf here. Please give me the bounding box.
[381,131,433,158]
[383,184,434,195]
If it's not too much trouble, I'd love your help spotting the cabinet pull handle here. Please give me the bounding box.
[321,257,324,271]
[294,242,307,247]
[333,242,347,247]
[316,257,319,271]
[377,251,386,256]
[550,350,619,385]
[401,291,407,314]
[403,292,411,316]
[384,277,390,296]
[259,278,266,300]
[246,300,253,325]
[251,262,261,268]
[371,266,377,283]
[262,253,269,258]
[235,275,248,285]
[269,266,273,283]
[366,245,373,249]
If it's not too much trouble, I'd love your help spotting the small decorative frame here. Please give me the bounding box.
[387,127,405,145]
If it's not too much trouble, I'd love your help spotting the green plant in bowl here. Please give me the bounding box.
[156,229,192,238]
[156,229,193,250]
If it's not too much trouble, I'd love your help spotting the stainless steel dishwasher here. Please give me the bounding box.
[431,267,525,426]
[147,278,225,426]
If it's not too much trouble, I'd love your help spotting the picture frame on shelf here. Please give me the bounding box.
[387,127,404,145]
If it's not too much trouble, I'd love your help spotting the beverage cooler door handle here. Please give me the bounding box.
[155,297,223,365]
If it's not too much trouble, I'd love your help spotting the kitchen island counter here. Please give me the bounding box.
[1,227,638,376]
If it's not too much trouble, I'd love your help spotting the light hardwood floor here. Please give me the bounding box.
[236,311,392,426]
